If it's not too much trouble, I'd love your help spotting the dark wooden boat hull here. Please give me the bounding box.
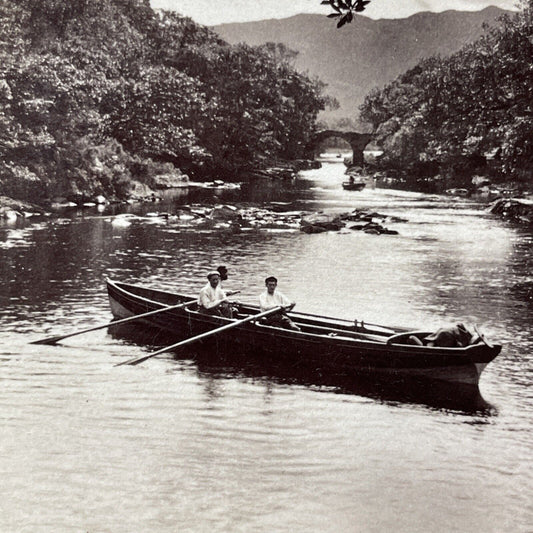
[342,181,366,191]
[107,280,501,384]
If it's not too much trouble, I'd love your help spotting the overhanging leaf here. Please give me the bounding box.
[329,1,342,13]
[337,14,349,28]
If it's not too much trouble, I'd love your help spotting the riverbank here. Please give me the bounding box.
[2,158,532,229]
[0,196,50,218]
[369,169,532,200]
[0,158,321,217]
[353,165,533,225]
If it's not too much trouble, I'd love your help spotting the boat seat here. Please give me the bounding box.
[302,323,386,342]
[255,320,300,333]
[386,331,433,346]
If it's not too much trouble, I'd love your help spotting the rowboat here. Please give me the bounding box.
[107,279,501,384]
[342,180,366,191]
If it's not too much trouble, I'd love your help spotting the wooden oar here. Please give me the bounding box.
[290,321,387,342]
[31,299,196,346]
[287,310,409,333]
[116,306,283,367]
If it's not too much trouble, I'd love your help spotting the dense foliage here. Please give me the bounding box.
[0,0,329,202]
[359,1,533,186]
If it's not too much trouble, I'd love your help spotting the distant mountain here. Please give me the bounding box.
[213,7,511,124]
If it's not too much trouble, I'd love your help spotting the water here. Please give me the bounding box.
[1,157,532,532]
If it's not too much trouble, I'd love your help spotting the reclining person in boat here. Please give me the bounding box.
[198,271,234,318]
[259,276,301,331]
[425,323,478,347]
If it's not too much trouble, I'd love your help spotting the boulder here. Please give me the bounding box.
[247,166,296,180]
[209,205,241,221]
[292,159,321,170]
[300,212,344,233]
[152,172,189,189]
[301,224,329,234]
[0,195,48,216]
[0,208,20,220]
[489,198,533,224]
[472,175,491,187]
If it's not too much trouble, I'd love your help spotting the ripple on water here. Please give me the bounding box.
[1,178,532,533]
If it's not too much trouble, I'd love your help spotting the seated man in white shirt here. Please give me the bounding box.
[259,276,301,331]
[198,271,233,318]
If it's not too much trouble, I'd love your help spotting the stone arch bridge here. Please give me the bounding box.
[306,130,373,166]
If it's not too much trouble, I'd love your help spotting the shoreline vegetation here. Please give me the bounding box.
[1,0,330,210]
[1,0,532,226]
[355,0,533,203]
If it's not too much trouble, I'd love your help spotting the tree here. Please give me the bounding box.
[359,2,533,184]
[106,65,209,166]
[0,0,337,202]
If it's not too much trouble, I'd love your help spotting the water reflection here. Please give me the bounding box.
[110,323,494,416]
[2,163,532,533]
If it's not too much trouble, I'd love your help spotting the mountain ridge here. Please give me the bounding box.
[213,7,511,123]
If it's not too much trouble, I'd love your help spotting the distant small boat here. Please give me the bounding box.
[446,188,469,197]
[342,180,366,191]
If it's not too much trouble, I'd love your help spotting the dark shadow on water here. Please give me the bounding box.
[109,323,495,417]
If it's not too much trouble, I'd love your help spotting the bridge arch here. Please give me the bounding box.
[307,130,373,167]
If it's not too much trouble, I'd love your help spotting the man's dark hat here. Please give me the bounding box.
[217,265,228,280]
[265,276,277,284]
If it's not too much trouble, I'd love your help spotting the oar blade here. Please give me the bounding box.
[29,299,196,347]
[114,353,154,367]
[30,336,64,345]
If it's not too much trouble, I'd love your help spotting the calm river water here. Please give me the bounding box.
[1,156,532,532]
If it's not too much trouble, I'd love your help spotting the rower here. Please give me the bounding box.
[259,276,301,331]
[198,271,233,318]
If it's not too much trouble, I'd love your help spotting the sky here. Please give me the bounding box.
[150,0,518,25]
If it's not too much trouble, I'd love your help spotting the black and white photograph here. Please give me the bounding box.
[1,0,532,531]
